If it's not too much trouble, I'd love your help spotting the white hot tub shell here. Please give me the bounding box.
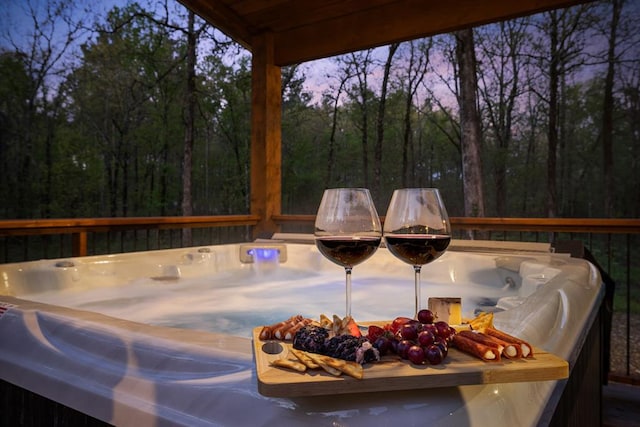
[0,238,604,426]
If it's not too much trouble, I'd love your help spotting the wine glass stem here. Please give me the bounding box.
[345,267,353,318]
[414,265,422,317]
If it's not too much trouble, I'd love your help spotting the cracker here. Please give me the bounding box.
[305,352,342,376]
[469,312,494,333]
[290,347,320,369]
[270,358,307,372]
[306,352,364,380]
[325,357,364,380]
[319,313,333,328]
[332,314,342,335]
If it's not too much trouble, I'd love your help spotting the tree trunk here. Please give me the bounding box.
[603,0,621,217]
[478,20,525,217]
[400,40,430,188]
[402,85,412,188]
[327,77,347,187]
[455,29,485,222]
[547,11,560,218]
[402,42,417,187]
[181,11,196,246]
[347,50,374,188]
[358,74,370,188]
[374,43,398,198]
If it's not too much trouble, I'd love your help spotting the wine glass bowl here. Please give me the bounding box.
[314,188,382,317]
[383,188,451,316]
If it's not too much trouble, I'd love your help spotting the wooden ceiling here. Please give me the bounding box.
[178,0,592,66]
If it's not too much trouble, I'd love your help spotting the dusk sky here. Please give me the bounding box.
[0,0,344,103]
[1,0,635,108]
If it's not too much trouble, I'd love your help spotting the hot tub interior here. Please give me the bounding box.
[3,240,565,338]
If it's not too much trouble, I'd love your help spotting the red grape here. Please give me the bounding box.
[391,316,413,333]
[389,337,400,354]
[380,315,452,367]
[417,330,435,347]
[407,345,425,365]
[397,339,413,359]
[422,323,437,336]
[434,321,451,339]
[417,309,435,324]
[400,323,419,341]
[373,336,391,356]
[435,340,448,358]
[411,320,424,332]
[425,344,444,365]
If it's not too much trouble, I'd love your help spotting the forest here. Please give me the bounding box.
[0,0,639,221]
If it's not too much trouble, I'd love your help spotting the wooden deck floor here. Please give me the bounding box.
[603,381,640,427]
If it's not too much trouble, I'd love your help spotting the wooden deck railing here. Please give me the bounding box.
[0,215,260,257]
[0,215,638,257]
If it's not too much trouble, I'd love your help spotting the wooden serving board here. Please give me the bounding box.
[252,325,568,398]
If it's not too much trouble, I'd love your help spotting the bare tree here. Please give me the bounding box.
[477,19,529,216]
[373,43,399,198]
[139,0,233,242]
[323,61,352,187]
[621,69,640,216]
[455,28,485,220]
[344,49,375,187]
[1,0,88,218]
[546,11,561,218]
[421,35,461,156]
[181,10,196,245]
[601,0,622,217]
[397,40,431,187]
[531,6,592,217]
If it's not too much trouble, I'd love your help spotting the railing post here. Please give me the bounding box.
[72,232,87,257]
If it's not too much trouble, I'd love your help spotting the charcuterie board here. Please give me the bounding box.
[252,325,568,398]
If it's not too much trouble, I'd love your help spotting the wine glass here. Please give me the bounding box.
[383,188,451,317]
[314,188,382,317]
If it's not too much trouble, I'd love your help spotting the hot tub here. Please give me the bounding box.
[0,237,604,426]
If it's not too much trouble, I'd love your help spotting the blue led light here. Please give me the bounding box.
[247,248,280,262]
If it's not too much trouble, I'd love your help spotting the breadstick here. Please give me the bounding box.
[453,334,500,361]
[485,327,533,358]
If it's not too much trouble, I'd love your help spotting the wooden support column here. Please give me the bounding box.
[250,32,282,238]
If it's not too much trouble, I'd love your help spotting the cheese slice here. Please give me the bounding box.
[428,297,462,325]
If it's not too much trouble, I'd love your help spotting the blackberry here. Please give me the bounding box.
[324,335,365,361]
[292,325,329,354]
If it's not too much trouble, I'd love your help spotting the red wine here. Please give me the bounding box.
[316,236,381,268]
[384,234,451,266]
